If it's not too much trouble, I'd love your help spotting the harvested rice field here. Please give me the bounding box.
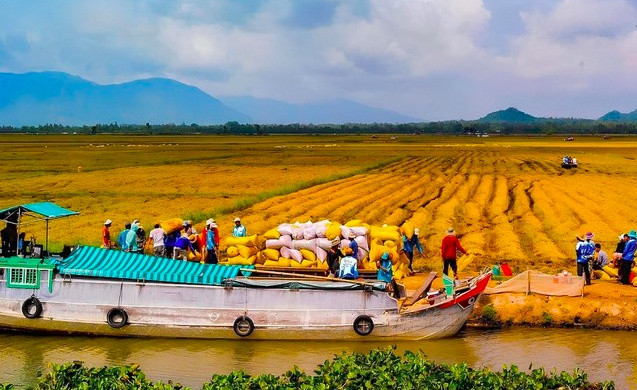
[2,134,636,274]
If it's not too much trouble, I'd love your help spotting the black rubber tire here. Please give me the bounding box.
[22,297,43,319]
[353,315,374,336]
[106,307,128,328]
[233,316,255,337]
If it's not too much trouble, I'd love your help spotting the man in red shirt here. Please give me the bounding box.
[441,227,466,278]
[102,219,112,249]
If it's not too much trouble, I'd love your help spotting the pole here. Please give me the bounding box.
[16,208,21,256]
[46,219,49,255]
[239,268,377,287]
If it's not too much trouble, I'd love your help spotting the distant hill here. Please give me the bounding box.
[219,96,421,124]
[479,107,537,123]
[599,109,637,121]
[0,71,422,127]
[0,72,251,126]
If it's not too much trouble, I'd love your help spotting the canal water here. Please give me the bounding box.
[1,327,633,388]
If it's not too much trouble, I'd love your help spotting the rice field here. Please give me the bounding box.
[2,134,636,273]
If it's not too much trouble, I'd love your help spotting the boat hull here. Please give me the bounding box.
[0,272,489,340]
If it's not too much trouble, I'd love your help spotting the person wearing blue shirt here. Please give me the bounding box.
[118,222,131,251]
[173,233,196,261]
[338,248,359,279]
[233,217,247,237]
[620,230,637,285]
[205,219,218,264]
[402,228,424,273]
[376,252,393,283]
[575,232,595,285]
[348,232,359,258]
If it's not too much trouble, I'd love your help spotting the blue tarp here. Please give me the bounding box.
[0,202,79,222]
[55,246,252,286]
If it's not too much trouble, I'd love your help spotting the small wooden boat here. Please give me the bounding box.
[0,246,490,340]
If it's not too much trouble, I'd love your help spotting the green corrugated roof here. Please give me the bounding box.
[55,246,251,286]
[0,202,79,221]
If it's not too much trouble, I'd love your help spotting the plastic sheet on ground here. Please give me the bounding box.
[485,270,585,297]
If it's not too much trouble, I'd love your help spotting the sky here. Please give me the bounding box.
[0,0,636,121]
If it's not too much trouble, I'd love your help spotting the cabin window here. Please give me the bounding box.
[7,268,40,289]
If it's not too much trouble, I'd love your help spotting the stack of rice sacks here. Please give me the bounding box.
[365,222,413,280]
[261,220,370,270]
[224,234,263,265]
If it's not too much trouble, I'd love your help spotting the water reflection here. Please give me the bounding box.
[0,328,634,389]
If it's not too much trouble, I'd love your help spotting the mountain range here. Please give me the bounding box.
[0,72,419,126]
[0,72,634,126]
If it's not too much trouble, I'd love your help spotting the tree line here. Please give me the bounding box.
[1,119,637,135]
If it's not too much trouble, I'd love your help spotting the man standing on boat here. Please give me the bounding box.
[205,219,218,264]
[149,223,166,257]
[376,252,393,282]
[338,248,359,279]
[441,227,467,278]
[118,222,131,251]
[402,227,424,273]
[102,219,112,249]
[233,217,246,237]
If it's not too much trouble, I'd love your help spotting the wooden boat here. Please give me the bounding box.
[0,202,491,340]
[0,246,490,340]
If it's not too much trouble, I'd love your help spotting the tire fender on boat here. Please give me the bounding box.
[106,307,129,328]
[22,296,43,319]
[233,316,255,337]
[353,315,374,336]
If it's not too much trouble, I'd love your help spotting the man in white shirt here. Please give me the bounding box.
[149,223,166,257]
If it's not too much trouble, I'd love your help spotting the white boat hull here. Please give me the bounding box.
[0,272,490,340]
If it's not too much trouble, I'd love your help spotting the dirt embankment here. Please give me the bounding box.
[403,274,637,330]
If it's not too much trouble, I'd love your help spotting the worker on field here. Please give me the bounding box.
[441,227,467,278]
[575,232,595,285]
[102,219,112,249]
[592,243,608,271]
[376,252,393,283]
[233,217,247,237]
[402,228,424,273]
[613,233,628,267]
[338,247,359,279]
[118,222,131,251]
[619,230,637,285]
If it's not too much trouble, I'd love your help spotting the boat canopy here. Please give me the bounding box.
[0,202,79,224]
[54,246,251,286]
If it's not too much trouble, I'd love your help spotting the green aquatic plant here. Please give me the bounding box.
[21,347,614,390]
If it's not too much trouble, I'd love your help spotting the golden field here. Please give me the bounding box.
[2,134,637,274]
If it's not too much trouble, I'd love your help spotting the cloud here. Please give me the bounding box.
[0,0,636,120]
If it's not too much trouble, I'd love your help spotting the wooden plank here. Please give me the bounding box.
[402,272,438,307]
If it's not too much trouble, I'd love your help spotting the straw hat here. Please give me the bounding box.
[446,227,455,235]
[104,219,112,225]
[414,228,420,235]
[234,217,241,222]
